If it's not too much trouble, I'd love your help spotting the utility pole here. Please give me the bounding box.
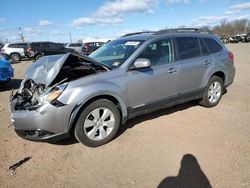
[18,27,25,42]
[69,32,72,43]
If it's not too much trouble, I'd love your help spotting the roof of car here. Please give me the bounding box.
[120,28,216,41]
[120,33,155,41]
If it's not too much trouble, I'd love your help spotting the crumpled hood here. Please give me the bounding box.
[23,53,70,87]
[21,52,109,88]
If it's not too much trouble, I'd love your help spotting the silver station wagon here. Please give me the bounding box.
[10,28,235,147]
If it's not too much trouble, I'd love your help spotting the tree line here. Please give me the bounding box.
[210,19,250,37]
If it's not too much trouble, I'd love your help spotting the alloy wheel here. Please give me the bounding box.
[208,81,222,103]
[83,107,115,141]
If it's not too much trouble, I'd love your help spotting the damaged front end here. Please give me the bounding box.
[10,79,67,111]
[11,79,48,111]
[10,52,108,141]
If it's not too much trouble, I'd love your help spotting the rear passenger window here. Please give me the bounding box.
[203,38,223,53]
[9,43,26,48]
[176,37,201,60]
[49,43,62,49]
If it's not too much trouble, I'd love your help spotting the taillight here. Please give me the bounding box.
[27,47,32,52]
[84,44,89,49]
[229,52,234,60]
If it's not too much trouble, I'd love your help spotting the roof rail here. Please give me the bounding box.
[154,28,213,35]
[122,31,154,37]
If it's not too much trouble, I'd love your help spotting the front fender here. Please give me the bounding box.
[58,82,128,132]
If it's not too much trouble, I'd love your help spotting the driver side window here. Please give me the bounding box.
[137,38,174,66]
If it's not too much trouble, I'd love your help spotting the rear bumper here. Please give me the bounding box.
[225,66,235,88]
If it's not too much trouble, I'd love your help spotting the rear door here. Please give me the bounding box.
[40,43,50,55]
[175,36,213,95]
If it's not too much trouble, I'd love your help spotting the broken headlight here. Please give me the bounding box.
[38,83,68,105]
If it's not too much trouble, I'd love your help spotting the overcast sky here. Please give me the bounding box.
[0,0,250,43]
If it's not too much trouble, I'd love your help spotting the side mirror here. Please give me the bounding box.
[133,58,151,69]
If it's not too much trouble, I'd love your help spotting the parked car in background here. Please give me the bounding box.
[10,28,235,147]
[82,42,104,55]
[245,33,250,42]
[65,43,83,53]
[1,42,29,61]
[0,52,10,60]
[0,53,13,83]
[0,43,4,50]
[26,42,73,61]
[220,36,228,44]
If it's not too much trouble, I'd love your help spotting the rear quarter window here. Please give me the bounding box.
[203,38,223,53]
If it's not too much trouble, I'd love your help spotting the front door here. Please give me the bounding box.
[126,38,179,112]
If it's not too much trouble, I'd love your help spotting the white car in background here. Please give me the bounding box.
[65,43,83,53]
[1,43,28,61]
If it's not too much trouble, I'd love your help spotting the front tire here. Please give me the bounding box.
[74,99,121,147]
[200,76,223,108]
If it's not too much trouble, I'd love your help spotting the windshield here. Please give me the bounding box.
[89,40,143,68]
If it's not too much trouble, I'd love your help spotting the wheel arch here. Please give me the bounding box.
[211,71,225,84]
[205,69,227,87]
[10,52,21,59]
[67,93,128,134]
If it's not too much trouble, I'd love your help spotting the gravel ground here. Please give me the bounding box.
[0,43,249,188]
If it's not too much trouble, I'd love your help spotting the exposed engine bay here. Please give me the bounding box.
[10,53,108,111]
[12,80,47,110]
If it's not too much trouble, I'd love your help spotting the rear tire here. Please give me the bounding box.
[10,53,21,62]
[35,54,43,61]
[200,76,223,108]
[74,99,121,147]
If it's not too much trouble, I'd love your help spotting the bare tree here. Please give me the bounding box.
[212,19,249,37]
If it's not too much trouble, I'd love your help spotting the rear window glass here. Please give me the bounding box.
[203,38,223,53]
[49,43,62,49]
[68,43,82,47]
[176,37,201,60]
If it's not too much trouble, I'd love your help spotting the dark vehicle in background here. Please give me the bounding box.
[228,36,241,43]
[245,33,250,42]
[82,42,104,55]
[0,53,13,83]
[26,42,73,61]
[1,42,29,61]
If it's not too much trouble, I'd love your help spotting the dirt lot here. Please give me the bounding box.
[0,43,249,188]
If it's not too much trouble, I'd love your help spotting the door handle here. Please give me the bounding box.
[203,60,211,65]
[167,67,177,73]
